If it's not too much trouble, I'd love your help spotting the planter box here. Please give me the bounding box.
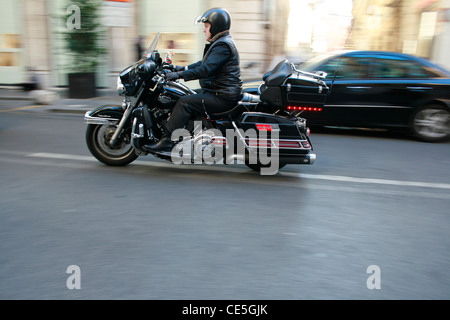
[68,73,96,99]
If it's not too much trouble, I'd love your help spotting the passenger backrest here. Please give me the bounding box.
[263,60,293,86]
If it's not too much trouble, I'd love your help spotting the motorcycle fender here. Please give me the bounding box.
[84,105,124,125]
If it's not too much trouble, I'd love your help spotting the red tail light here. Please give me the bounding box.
[287,106,322,112]
[256,124,272,131]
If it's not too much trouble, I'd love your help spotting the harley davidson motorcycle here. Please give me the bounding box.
[84,33,329,174]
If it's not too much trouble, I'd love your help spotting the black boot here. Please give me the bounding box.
[144,132,174,151]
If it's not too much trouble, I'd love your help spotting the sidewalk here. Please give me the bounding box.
[0,86,123,114]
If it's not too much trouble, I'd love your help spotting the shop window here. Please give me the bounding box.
[0,34,21,66]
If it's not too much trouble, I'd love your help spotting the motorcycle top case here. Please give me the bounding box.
[260,60,329,109]
[281,74,329,108]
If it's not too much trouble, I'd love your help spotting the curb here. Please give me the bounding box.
[1,88,122,114]
[29,90,60,105]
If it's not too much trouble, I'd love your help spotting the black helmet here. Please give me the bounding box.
[196,8,231,38]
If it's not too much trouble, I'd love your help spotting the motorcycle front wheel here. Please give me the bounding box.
[86,124,138,166]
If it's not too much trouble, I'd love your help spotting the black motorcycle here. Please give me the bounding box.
[84,33,329,174]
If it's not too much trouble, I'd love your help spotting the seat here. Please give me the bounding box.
[207,93,261,120]
[208,104,249,120]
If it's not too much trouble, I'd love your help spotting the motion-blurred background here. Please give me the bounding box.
[1,0,449,89]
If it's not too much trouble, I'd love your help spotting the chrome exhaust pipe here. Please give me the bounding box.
[306,153,316,164]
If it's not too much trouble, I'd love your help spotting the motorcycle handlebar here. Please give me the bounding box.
[150,75,164,91]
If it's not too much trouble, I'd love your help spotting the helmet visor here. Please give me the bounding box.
[195,15,208,24]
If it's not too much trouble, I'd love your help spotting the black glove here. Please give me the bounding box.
[162,62,175,71]
[165,71,182,81]
[162,64,185,72]
[174,65,186,72]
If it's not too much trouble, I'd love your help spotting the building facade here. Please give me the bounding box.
[0,0,290,89]
[2,0,448,89]
[349,0,450,70]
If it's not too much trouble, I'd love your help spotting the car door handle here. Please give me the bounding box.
[407,86,433,90]
[346,86,372,89]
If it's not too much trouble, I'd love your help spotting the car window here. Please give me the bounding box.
[298,54,331,71]
[318,56,369,80]
[370,56,440,78]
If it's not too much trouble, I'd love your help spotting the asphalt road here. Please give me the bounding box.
[0,106,449,300]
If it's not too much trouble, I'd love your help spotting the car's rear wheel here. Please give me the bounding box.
[412,104,450,142]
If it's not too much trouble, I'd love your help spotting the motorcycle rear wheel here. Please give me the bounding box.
[245,162,286,173]
[86,124,138,166]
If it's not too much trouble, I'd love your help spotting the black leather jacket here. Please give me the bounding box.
[182,32,243,98]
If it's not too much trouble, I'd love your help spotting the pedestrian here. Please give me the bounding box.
[145,8,243,151]
[136,36,144,60]
[23,68,40,91]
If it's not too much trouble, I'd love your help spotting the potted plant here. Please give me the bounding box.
[63,0,106,98]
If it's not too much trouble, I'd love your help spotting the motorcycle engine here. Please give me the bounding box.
[158,93,174,108]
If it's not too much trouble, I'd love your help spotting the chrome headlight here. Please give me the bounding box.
[117,76,125,95]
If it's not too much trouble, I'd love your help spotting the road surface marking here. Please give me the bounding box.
[25,152,450,190]
[0,105,48,112]
[28,152,95,162]
[283,172,450,190]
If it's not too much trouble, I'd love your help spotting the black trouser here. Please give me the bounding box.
[165,90,240,133]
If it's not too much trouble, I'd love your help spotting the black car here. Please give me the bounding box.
[294,50,450,142]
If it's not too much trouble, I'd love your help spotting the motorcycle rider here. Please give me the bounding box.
[145,8,243,151]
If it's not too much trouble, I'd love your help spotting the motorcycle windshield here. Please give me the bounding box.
[120,32,160,75]
[119,33,160,96]
[140,32,160,61]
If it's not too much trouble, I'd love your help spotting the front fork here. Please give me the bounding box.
[111,77,164,146]
[109,101,134,146]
